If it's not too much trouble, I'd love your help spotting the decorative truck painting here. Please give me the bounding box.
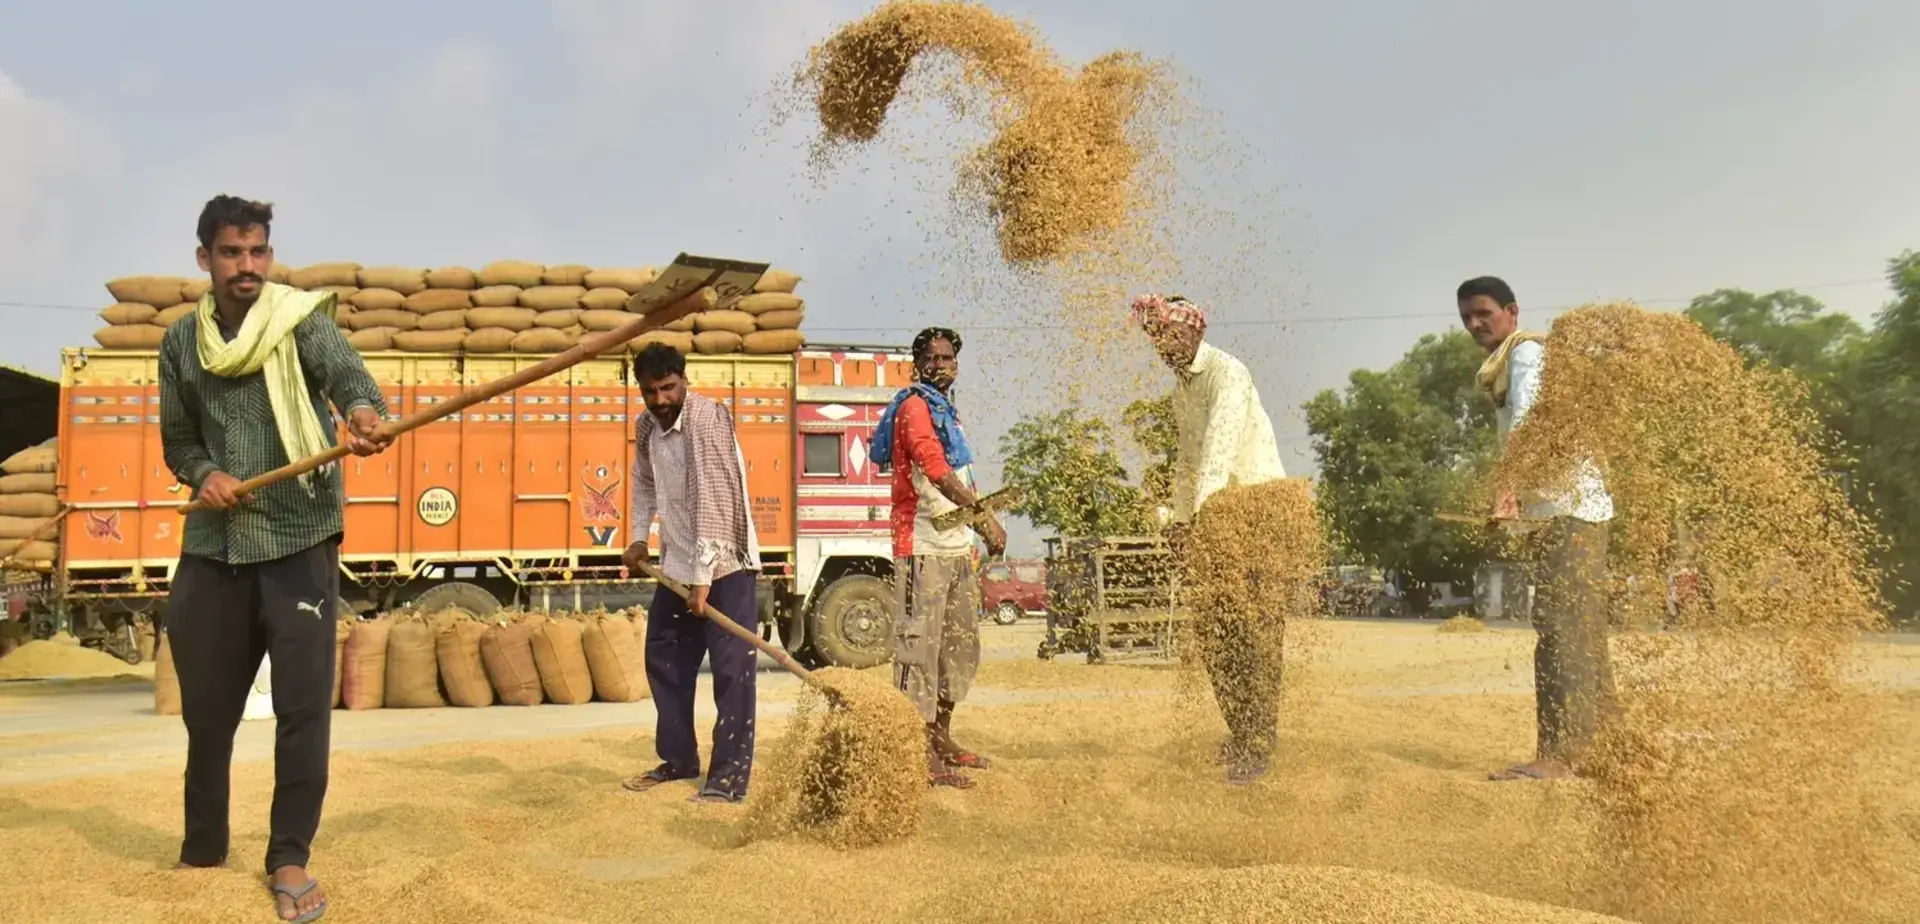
[46,342,920,669]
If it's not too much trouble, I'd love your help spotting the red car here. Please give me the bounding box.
[981,559,1048,625]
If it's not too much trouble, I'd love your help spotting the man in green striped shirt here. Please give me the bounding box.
[159,195,390,924]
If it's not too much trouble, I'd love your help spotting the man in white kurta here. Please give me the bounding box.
[1458,275,1615,782]
[1134,293,1290,784]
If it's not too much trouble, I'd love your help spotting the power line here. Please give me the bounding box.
[0,275,1890,332]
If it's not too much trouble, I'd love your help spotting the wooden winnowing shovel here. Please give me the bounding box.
[178,284,720,515]
[630,559,845,708]
[931,485,1023,533]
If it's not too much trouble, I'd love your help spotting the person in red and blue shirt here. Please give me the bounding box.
[870,327,1007,789]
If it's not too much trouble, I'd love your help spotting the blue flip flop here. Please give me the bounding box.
[270,878,327,923]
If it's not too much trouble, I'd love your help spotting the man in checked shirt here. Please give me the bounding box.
[160,195,391,923]
[620,343,763,805]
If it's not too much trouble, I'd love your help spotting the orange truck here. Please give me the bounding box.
[34,341,921,668]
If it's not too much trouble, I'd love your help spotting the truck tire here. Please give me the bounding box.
[809,574,896,670]
[408,581,502,619]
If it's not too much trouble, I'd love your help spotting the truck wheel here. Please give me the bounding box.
[408,581,502,619]
[809,575,896,670]
[993,602,1022,626]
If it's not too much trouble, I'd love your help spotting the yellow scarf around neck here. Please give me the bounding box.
[1476,330,1547,408]
[196,282,337,490]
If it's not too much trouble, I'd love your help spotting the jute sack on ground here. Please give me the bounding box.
[385,612,445,708]
[0,540,58,564]
[579,289,630,312]
[694,331,745,355]
[753,269,801,294]
[737,293,802,315]
[425,266,478,290]
[357,266,427,295]
[341,616,392,710]
[467,307,536,331]
[404,289,472,313]
[347,329,396,352]
[100,303,159,325]
[533,309,581,330]
[744,330,807,354]
[520,286,586,312]
[332,618,351,708]
[0,516,56,541]
[94,326,166,350]
[348,309,418,331]
[155,304,196,327]
[392,329,468,352]
[2,445,56,475]
[181,279,212,301]
[106,277,187,306]
[694,310,756,335]
[478,261,544,288]
[289,262,361,289]
[542,264,591,286]
[480,615,545,705]
[416,310,469,331]
[511,328,575,353]
[755,309,804,331]
[0,495,59,518]
[437,617,494,708]
[578,309,633,332]
[629,331,694,354]
[471,285,523,308]
[350,288,407,312]
[464,328,516,353]
[582,611,649,702]
[530,615,594,705]
[583,268,653,293]
[154,629,181,716]
[0,473,55,494]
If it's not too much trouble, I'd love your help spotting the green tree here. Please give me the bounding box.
[997,407,1153,537]
[1303,331,1497,609]
[1121,395,1177,509]
[1683,288,1866,421]
[1843,253,1920,621]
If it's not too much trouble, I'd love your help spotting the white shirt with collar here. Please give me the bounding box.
[1170,341,1287,523]
[1500,339,1614,524]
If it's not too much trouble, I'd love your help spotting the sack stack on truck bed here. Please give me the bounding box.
[91,261,809,356]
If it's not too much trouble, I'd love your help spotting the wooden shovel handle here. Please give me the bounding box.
[631,559,824,688]
[179,288,717,515]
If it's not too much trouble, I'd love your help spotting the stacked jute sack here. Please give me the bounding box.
[0,438,60,571]
[92,261,809,357]
[153,607,651,716]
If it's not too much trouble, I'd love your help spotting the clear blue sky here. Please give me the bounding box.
[4,0,1917,553]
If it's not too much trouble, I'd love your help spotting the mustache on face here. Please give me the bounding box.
[230,275,263,286]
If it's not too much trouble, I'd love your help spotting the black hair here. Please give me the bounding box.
[912,326,962,361]
[1456,276,1516,307]
[631,342,687,381]
[196,195,275,250]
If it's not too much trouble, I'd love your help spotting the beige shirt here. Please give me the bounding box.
[1170,342,1287,523]
[636,410,762,585]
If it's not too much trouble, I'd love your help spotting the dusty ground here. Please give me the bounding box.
[1,618,1915,923]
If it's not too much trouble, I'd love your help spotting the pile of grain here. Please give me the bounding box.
[333,608,652,710]
[745,666,927,848]
[90,263,810,357]
[0,438,61,571]
[0,636,139,681]
[797,1,1167,265]
[1496,303,1900,924]
[1436,615,1487,633]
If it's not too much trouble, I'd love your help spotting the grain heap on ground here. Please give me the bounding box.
[744,666,927,849]
[90,263,810,357]
[798,0,1164,265]
[0,438,61,572]
[0,635,140,682]
[1497,303,1903,924]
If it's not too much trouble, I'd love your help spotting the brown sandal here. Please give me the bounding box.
[929,771,976,789]
[622,766,694,792]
